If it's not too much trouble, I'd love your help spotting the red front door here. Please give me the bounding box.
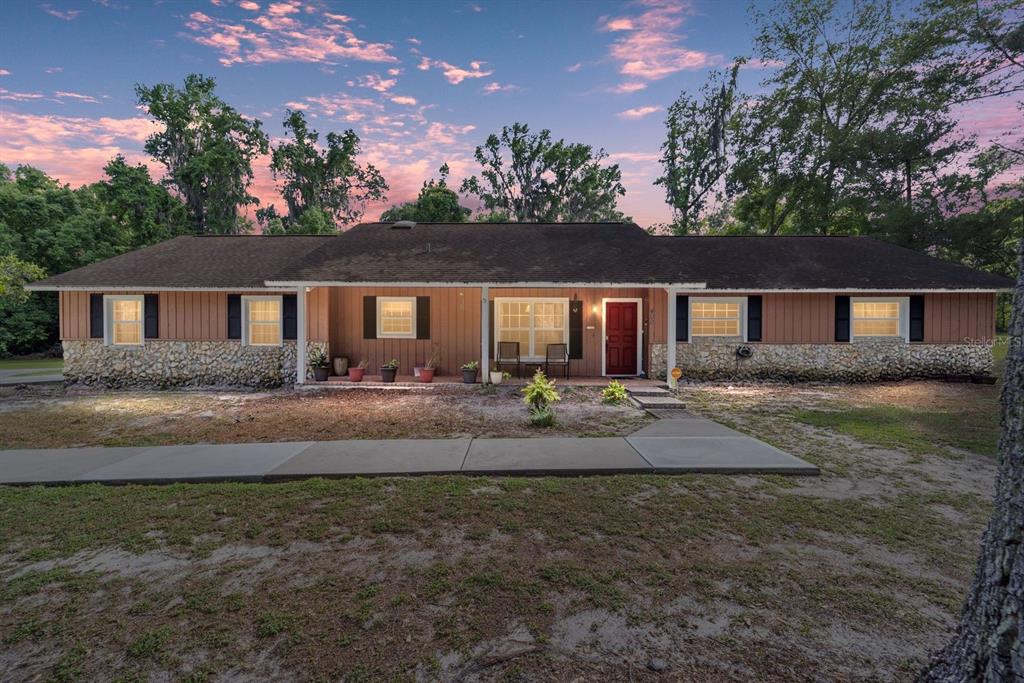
[605,301,638,375]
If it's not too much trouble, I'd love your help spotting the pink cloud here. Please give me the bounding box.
[426,122,476,145]
[0,69,9,77]
[389,95,418,106]
[617,105,661,119]
[357,74,397,92]
[184,6,398,66]
[238,1,260,10]
[0,89,45,102]
[742,58,786,69]
[481,82,518,95]
[608,81,647,94]
[417,56,493,84]
[566,62,582,73]
[54,91,101,104]
[44,67,62,74]
[601,0,719,80]
[42,5,80,20]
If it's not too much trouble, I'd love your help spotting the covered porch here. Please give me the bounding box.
[294,284,682,385]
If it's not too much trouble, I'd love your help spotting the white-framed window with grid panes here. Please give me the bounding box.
[494,298,569,360]
[376,296,417,339]
[104,295,144,346]
[851,297,908,341]
[242,295,283,346]
[689,297,746,339]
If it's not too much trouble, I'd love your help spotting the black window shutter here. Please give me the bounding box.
[416,296,430,340]
[909,295,924,342]
[363,296,376,339]
[569,300,583,359]
[227,294,242,340]
[675,295,688,342]
[282,294,297,340]
[747,295,762,342]
[90,294,104,339]
[144,294,159,339]
[835,296,851,342]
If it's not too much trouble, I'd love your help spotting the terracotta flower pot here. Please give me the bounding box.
[420,367,435,383]
[349,367,365,382]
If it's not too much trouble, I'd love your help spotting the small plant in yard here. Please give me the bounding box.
[382,359,399,370]
[308,347,330,381]
[425,345,441,369]
[523,370,560,427]
[461,360,479,371]
[602,380,628,405]
[461,359,479,383]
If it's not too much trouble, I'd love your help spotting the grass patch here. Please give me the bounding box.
[127,626,171,659]
[792,405,998,457]
[0,358,63,370]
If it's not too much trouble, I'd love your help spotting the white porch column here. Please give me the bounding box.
[666,289,677,389]
[296,286,307,385]
[480,285,490,382]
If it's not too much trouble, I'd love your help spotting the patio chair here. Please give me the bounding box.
[544,343,569,379]
[496,341,522,377]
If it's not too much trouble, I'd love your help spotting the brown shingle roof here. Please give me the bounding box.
[29,222,1014,291]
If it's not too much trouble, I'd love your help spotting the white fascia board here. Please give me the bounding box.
[264,280,709,289]
[25,285,299,292]
[667,287,1009,294]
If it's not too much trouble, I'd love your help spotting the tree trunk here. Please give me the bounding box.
[919,235,1024,681]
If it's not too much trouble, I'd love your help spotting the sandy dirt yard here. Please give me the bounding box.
[0,384,651,448]
[0,379,1001,681]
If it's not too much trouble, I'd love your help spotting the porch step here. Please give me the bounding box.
[625,386,672,397]
[629,395,688,410]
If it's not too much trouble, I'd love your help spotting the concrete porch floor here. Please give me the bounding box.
[301,375,664,389]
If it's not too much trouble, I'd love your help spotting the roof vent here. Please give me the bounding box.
[390,220,416,229]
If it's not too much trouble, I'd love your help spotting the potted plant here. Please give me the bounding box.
[461,360,479,384]
[420,346,440,383]
[490,370,510,385]
[349,360,368,383]
[380,359,399,383]
[309,347,330,382]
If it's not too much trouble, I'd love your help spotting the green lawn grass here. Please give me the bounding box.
[0,358,63,371]
[793,404,999,457]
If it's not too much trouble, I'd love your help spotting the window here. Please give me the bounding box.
[377,297,416,338]
[243,296,282,346]
[852,297,907,340]
[105,295,144,346]
[690,298,745,338]
[495,298,568,359]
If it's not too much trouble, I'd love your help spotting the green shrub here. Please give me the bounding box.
[601,380,628,405]
[523,370,560,411]
[529,405,555,427]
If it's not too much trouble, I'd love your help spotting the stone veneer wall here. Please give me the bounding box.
[649,340,993,382]
[63,340,328,388]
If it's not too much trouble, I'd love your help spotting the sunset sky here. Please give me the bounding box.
[1,0,1019,228]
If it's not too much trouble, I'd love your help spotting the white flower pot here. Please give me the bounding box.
[489,371,504,385]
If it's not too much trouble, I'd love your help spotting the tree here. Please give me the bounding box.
[136,74,269,234]
[262,206,336,235]
[269,109,388,228]
[460,123,627,223]
[916,3,1024,677]
[94,156,191,249]
[380,164,471,223]
[655,62,742,234]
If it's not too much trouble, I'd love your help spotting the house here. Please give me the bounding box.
[26,221,1012,387]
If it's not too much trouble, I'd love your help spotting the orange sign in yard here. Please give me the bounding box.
[670,367,682,380]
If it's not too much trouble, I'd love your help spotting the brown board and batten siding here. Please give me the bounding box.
[59,289,331,343]
[329,287,482,375]
[660,292,996,344]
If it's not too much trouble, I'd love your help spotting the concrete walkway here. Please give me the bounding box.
[0,417,817,485]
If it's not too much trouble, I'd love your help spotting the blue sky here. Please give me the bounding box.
[0,0,1014,226]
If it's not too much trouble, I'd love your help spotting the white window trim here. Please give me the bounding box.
[377,296,418,339]
[104,294,145,346]
[689,296,747,341]
[242,295,283,347]
[493,297,570,361]
[601,298,644,377]
[850,296,909,342]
